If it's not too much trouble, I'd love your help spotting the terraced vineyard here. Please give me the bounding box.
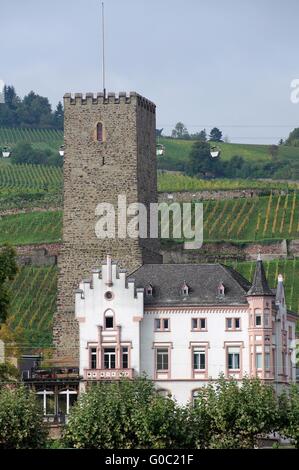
[6,265,58,347]
[0,159,63,210]
[229,258,299,314]
[0,160,62,191]
[202,193,299,242]
[0,127,63,148]
[0,211,62,245]
[1,193,299,245]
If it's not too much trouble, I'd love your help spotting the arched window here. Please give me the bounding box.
[104,309,114,329]
[96,122,103,142]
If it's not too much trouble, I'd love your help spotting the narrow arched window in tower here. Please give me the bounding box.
[97,122,103,142]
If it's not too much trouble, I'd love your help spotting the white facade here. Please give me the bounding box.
[75,256,297,405]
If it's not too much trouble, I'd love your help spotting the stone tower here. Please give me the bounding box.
[53,92,162,364]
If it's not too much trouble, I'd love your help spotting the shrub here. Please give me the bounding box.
[0,386,47,448]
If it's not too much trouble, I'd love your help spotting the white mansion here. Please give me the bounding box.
[75,254,297,404]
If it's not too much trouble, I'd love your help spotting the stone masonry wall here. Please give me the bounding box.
[53,92,162,364]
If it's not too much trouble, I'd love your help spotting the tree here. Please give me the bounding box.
[18,91,53,128]
[0,246,18,324]
[192,376,279,449]
[209,127,223,142]
[11,142,62,167]
[0,362,20,382]
[197,129,207,142]
[171,122,189,139]
[53,101,64,130]
[268,144,279,160]
[63,377,190,449]
[285,127,299,146]
[186,140,220,177]
[0,386,47,448]
[279,385,299,448]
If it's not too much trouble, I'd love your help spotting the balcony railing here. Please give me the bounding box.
[84,368,134,380]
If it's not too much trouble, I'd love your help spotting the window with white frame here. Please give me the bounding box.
[265,352,270,370]
[193,347,206,370]
[103,347,116,369]
[191,318,207,331]
[90,347,97,369]
[121,346,129,369]
[36,390,55,415]
[156,348,169,371]
[154,318,170,331]
[255,345,263,369]
[58,389,78,415]
[227,347,240,370]
[226,318,241,330]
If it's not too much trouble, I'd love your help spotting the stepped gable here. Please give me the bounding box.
[130,263,251,306]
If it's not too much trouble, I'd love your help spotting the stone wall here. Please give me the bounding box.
[53,92,162,365]
[15,243,61,266]
[158,188,281,202]
[162,240,288,263]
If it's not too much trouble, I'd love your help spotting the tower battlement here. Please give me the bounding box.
[63,91,156,112]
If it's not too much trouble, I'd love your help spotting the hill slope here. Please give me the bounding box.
[158,137,299,170]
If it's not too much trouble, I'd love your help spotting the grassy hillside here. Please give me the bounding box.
[6,260,298,348]
[158,137,299,167]
[6,265,57,348]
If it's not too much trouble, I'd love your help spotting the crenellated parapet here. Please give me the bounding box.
[63,91,156,113]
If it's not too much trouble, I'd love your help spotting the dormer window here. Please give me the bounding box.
[146,284,153,296]
[218,282,225,296]
[181,281,189,296]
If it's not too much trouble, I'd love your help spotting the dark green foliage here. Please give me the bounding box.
[0,245,18,323]
[0,386,47,448]
[191,376,279,449]
[186,140,222,176]
[279,385,299,448]
[0,85,63,130]
[285,127,299,147]
[0,362,20,382]
[63,378,191,449]
[209,127,223,142]
[11,142,62,167]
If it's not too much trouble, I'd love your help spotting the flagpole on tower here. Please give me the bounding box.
[101,1,106,99]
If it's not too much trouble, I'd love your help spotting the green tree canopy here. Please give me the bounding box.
[63,377,190,449]
[0,386,47,448]
[0,245,18,324]
[209,127,223,142]
[171,122,189,139]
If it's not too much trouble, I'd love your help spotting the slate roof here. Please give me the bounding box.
[247,259,273,296]
[130,263,252,306]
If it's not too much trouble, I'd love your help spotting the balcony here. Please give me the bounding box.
[84,368,134,380]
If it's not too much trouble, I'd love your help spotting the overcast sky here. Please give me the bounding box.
[1,0,299,143]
